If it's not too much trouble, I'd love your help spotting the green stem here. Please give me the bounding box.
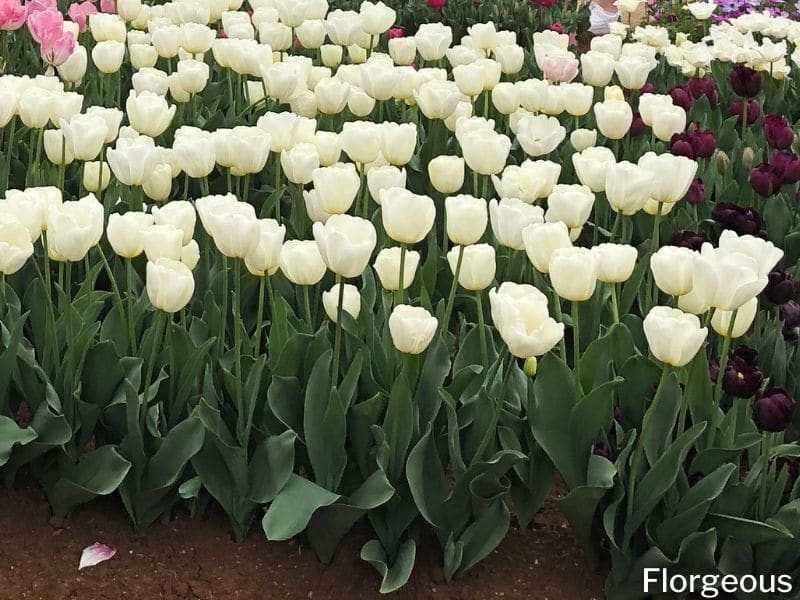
[126,258,137,354]
[143,311,166,395]
[332,274,344,385]
[254,275,265,355]
[233,259,243,418]
[166,316,175,406]
[441,245,464,335]
[303,285,312,332]
[395,244,407,306]
[476,291,488,370]
[572,301,581,393]
[758,432,774,520]
[3,116,16,193]
[219,256,229,356]
[610,283,620,325]
[708,308,737,447]
[550,285,568,363]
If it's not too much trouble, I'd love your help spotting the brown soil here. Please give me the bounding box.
[0,481,606,600]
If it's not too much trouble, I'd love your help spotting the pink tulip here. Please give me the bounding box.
[26,7,62,42]
[67,0,96,31]
[39,28,74,66]
[0,0,26,30]
[426,0,446,9]
[388,27,404,39]
[541,53,579,84]
[99,0,114,13]
[24,0,56,16]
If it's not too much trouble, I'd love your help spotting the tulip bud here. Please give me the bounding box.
[445,194,487,246]
[569,128,597,152]
[494,45,524,74]
[753,388,795,432]
[489,198,544,251]
[43,129,75,165]
[244,218,286,277]
[381,122,416,166]
[46,194,104,262]
[489,282,563,358]
[320,44,343,68]
[428,155,465,194]
[311,163,360,214]
[742,147,755,170]
[57,45,88,83]
[126,90,176,137]
[522,221,572,274]
[323,283,361,322]
[142,163,174,202]
[643,306,708,367]
[146,257,195,313]
[591,243,638,283]
[572,146,616,193]
[106,211,154,258]
[313,214,377,278]
[373,247,420,291]
[92,40,125,74]
[367,165,406,204]
[389,304,438,354]
[281,143,320,185]
[711,296,758,338]
[549,247,597,301]
[279,239,327,285]
[151,201,195,245]
[181,240,200,270]
[380,188,436,245]
[447,244,496,291]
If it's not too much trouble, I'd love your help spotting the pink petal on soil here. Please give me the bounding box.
[79,543,117,570]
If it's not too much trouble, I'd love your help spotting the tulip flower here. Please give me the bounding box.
[389,305,438,355]
[313,214,377,279]
[515,114,566,158]
[549,247,597,302]
[545,184,594,230]
[367,166,406,205]
[522,221,572,274]
[763,114,793,149]
[445,195,487,246]
[244,219,286,277]
[730,65,761,98]
[764,271,798,305]
[428,156,465,195]
[489,282,564,359]
[126,90,176,137]
[711,296,758,339]
[45,194,104,262]
[572,146,616,193]
[373,247,420,292]
[106,211,153,258]
[650,246,696,297]
[753,388,795,433]
[717,230,783,277]
[643,306,708,367]
[0,214,34,275]
[279,239,327,287]
[489,198,544,251]
[593,100,633,140]
[146,257,194,313]
[692,243,768,311]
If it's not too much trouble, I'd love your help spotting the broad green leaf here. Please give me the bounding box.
[0,416,37,466]
[262,474,340,541]
[247,431,296,503]
[360,538,416,594]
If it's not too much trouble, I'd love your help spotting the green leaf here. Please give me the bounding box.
[382,372,413,483]
[452,500,510,578]
[642,372,681,467]
[0,313,27,415]
[406,424,449,529]
[530,354,581,489]
[360,538,416,594]
[262,474,340,541]
[685,352,714,446]
[247,431,296,503]
[414,334,451,430]
[620,250,652,315]
[0,416,37,467]
[705,513,794,544]
[578,323,634,392]
[49,445,132,516]
[144,417,205,490]
[569,378,623,485]
[627,423,706,538]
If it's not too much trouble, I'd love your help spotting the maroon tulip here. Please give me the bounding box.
[388,27,404,39]
[709,358,720,384]
[730,65,762,98]
[686,178,705,205]
[750,162,783,197]
[782,300,800,339]
[669,86,692,110]
[712,202,762,236]
[549,22,564,33]
[592,443,613,460]
[769,151,800,185]
[690,129,716,158]
[629,112,645,137]
[426,0,446,8]
[687,76,718,107]
[731,99,761,125]
[723,346,763,398]
[753,388,795,432]
[530,0,555,6]
[670,133,695,159]
[765,271,798,305]
[764,114,794,149]
[671,229,707,250]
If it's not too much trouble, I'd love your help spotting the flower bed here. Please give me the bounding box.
[0,0,799,597]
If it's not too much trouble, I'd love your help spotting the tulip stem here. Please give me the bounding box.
[757,432,775,520]
[709,308,737,447]
[98,249,128,351]
[441,245,464,336]
[609,211,621,240]
[219,256,229,356]
[166,316,175,407]
[2,116,15,192]
[234,259,243,418]
[144,311,166,397]
[125,258,138,355]
[254,275,265,356]
[332,274,344,385]
[610,283,620,324]
[303,284,312,332]
[472,170,479,197]
[395,244,407,306]
[550,287,568,363]
[475,291,488,370]
[274,155,282,222]
[572,301,581,393]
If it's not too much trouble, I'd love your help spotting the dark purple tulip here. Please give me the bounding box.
[723,346,763,398]
[686,178,706,205]
[750,162,783,197]
[753,388,796,432]
[730,65,762,98]
[769,151,800,185]
[712,202,763,236]
[593,443,613,460]
[670,133,696,159]
[782,300,800,339]
[669,86,692,110]
[709,358,720,384]
[671,229,707,250]
[690,129,717,158]
[731,99,761,124]
[629,112,645,137]
[687,76,719,107]
[763,114,794,149]
[765,271,798,305]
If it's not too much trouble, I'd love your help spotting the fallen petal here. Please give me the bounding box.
[79,543,117,570]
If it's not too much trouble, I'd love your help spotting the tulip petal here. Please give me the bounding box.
[79,542,116,570]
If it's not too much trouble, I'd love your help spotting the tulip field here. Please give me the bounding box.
[1,0,800,597]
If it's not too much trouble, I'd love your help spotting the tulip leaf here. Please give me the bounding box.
[620,250,652,315]
[0,312,27,415]
[414,334,451,432]
[360,538,416,594]
[247,431,296,504]
[705,513,794,544]
[578,323,634,392]
[0,416,37,467]
[406,423,449,530]
[569,377,623,482]
[262,474,340,541]
[642,371,681,467]
[452,499,510,578]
